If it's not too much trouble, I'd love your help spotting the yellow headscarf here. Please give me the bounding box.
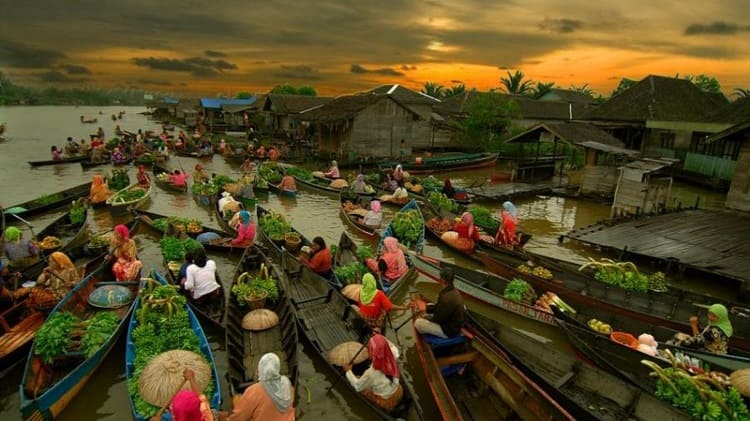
[360,273,378,305]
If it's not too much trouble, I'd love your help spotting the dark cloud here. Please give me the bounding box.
[273,65,323,80]
[131,56,237,76]
[60,64,92,75]
[350,64,404,76]
[36,70,85,83]
[684,21,750,35]
[400,64,418,71]
[539,18,583,34]
[450,80,464,84]
[0,40,66,68]
[205,50,227,57]
[677,45,740,59]
[135,79,174,86]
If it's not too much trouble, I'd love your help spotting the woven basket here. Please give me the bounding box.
[284,233,302,252]
[245,290,267,310]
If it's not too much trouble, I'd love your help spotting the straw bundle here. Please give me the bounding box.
[341,284,363,302]
[328,341,369,366]
[241,309,279,331]
[139,350,211,407]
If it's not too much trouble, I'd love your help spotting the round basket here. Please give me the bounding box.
[610,331,639,349]
[284,233,302,252]
[245,290,268,310]
[270,236,285,248]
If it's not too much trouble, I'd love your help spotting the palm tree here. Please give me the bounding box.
[421,82,445,99]
[533,82,555,98]
[733,88,750,98]
[444,84,466,98]
[499,70,534,95]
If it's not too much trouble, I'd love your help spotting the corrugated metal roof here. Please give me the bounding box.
[200,97,256,109]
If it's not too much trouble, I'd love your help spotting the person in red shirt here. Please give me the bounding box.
[354,273,407,331]
[452,212,480,251]
[301,236,332,278]
[170,170,189,187]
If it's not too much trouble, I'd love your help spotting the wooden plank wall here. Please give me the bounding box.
[581,166,618,196]
[726,138,750,212]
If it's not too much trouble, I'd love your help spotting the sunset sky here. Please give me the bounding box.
[1,0,748,97]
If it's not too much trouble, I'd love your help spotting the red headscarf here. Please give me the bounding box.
[114,224,130,241]
[171,390,202,421]
[367,333,399,378]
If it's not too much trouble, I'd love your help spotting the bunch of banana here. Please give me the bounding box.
[587,318,612,334]
[531,266,553,279]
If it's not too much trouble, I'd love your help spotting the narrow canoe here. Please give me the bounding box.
[339,188,379,239]
[80,158,132,169]
[105,182,152,215]
[279,250,424,421]
[19,255,139,420]
[125,271,222,421]
[378,152,499,175]
[134,209,241,253]
[4,182,90,219]
[152,163,188,193]
[470,311,692,420]
[28,156,88,167]
[225,246,299,396]
[378,199,425,255]
[412,298,574,421]
[480,253,750,353]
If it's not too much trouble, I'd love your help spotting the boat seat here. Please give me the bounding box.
[424,333,466,349]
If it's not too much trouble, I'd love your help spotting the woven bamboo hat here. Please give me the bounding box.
[139,350,211,407]
[241,308,279,331]
[328,341,369,366]
[341,284,363,302]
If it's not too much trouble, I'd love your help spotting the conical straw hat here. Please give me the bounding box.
[139,350,211,407]
[242,308,279,331]
[328,341,369,366]
[731,369,750,397]
[341,284,363,302]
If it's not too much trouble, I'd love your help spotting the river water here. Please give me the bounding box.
[0,106,727,420]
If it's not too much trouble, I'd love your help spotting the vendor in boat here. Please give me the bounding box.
[96,126,105,139]
[324,160,340,179]
[232,211,256,247]
[238,175,255,201]
[64,137,80,155]
[344,331,403,411]
[301,236,332,278]
[167,368,224,421]
[240,158,254,173]
[353,273,407,331]
[109,224,142,282]
[218,138,227,154]
[79,138,90,156]
[352,174,370,194]
[90,174,111,204]
[671,304,733,355]
[392,181,409,202]
[363,200,382,227]
[183,248,221,305]
[169,170,189,187]
[380,237,408,284]
[111,147,125,163]
[495,201,518,246]
[441,178,455,199]
[385,173,398,191]
[392,165,404,183]
[268,146,280,161]
[90,136,104,149]
[278,174,296,193]
[33,251,80,302]
[450,212,479,251]
[89,145,106,163]
[133,141,147,158]
[414,267,465,339]
[256,145,266,159]
[136,165,151,188]
[193,164,209,184]
[3,226,40,269]
[51,145,63,160]
[226,353,295,421]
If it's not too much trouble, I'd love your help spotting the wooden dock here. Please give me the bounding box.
[465,182,554,202]
[565,209,750,286]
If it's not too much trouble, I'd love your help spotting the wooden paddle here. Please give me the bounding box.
[150,377,189,421]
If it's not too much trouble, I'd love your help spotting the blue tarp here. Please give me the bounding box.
[200,97,256,109]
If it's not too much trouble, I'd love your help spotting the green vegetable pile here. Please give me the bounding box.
[365,172,382,184]
[129,283,215,418]
[213,175,235,189]
[503,278,537,304]
[428,191,459,214]
[108,169,130,191]
[191,182,219,196]
[355,245,375,261]
[285,166,313,181]
[259,164,283,184]
[68,199,87,225]
[334,262,368,284]
[32,193,63,206]
[159,237,204,262]
[469,206,499,232]
[259,211,292,241]
[89,232,113,249]
[232,264,279,305]
[35,311,119,363]
[151,217,202,233]
[580,259,664,293]
[136,153,155,163]
[643,360,749,420]
[421,176,442,190]
[391,209,424,247]
[112,188,146,203]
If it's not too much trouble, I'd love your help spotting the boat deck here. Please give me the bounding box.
[464,182,554,201]
[242,327,289,379]
[298,303,359,351]
[565,209,750,286]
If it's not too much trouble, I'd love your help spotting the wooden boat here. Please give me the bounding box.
[125,271,222,421]
[480,253,750,353]
[19,255,140,420]
[411,253,556,326]
[470,311,692,420]
[552,307,750,396]
[3,182,90,219]
[132,156,155,167]
[80,157,132,169]
[105,182,152,215]
[225,246,299,396]
[133,209,241,253]
[80,117,97,124]
[28,156,88,167]
[281,165,373,197]
[378,199,425,254]
[176,150,212,159]
[152,163,188,193]
[260,164,296,197]
[255,205,313,266]
[334,232,416,297]
[378,152,499,174]
[339,188,379,239]
[412,298,574,421]
[279,251,423,420]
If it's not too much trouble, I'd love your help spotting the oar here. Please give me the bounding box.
[326,338,369,394]
[7,212,34,230]
[150,377,189,421]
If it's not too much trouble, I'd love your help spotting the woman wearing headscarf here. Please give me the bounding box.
[675,304,733,355]
[451,212,480,251]
[392,165,404,183]
[227,353,295,421]
[193,164,209,184]
[496,201,518,246]
[324,160,339,179]
[136,165,150,188]
[3,226,40,269]
[169,368,221,421]
[111,147,125,163]
[380,237,407,283]
[354,273,407,331]
[268,146,280,161]
[232,210,256,247]
[35,252,80,301]
[278,174,296,194]
[344,332,403,411]
[240,158,254,173]
[352,174,368,194]
[110,224,142,281]
[363,200,382,227]
[89,175,111,204]
[441,178,455,199]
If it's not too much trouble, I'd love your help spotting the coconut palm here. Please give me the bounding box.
[421,82,445,99]
[569,83,595,96]
[499,70,534,95]
[533,82,555,98]
[733,88,750,98]
[444,84,466,98]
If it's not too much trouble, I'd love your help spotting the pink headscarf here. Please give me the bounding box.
[367,333,399,378]
[461,212,475,238]
[383,237,407,273]
[171,390,202,421]
[370,200,381,213]
[114,224,130,241]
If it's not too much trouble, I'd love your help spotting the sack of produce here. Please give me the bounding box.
[329,179,349,189]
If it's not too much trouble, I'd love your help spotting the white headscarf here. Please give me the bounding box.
[259,353,293,412]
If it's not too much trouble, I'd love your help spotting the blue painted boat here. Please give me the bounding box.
[125,271,221,421]
[378,199,425,255]
[18,257,139,420]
